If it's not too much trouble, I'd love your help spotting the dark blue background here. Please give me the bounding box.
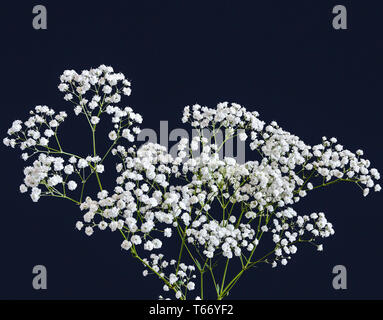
[0,1,382,299]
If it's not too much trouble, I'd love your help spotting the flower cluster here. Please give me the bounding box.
[140,253,197,300]
[269,209,334,267]
[20,153,81,202]
[186,219,257,259]
[58,64,142,141]
[3,105,67,152]
[3,66,380,300]
[4,65,143,205]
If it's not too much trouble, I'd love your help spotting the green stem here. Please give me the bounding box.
[176,229,186,273]
[200,271,204,300]
[220,259,230,295]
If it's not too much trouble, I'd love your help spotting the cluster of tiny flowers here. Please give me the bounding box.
[76,102,380,274]
[186,218,257,259]
[59,64,131,103]
[141,254,197,300]
[75,143,179,251]
[182,102,264,133]
[4,66,144,205]
[19,154,82,202]
[58,64,142,143]
[268,208,334,267]
[4,65,380,300]
[3,105,67,152]
[182,102,381,201]
[244,119,381,199]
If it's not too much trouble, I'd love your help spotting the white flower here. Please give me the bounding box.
[44,129,54,138]
[64,165,74,175]
[64,93,73,101]
[164,228,172,237]
[78,159,88,168]
[108,130,117,141]
[121,240,132,250]
[131,235,142,245]
[152,239,162,249]
[103,85,112,94]
[238,131,247,141]
[144,241,154,251]
[58,83,68,92]
[91,116,100,125]
[85,227,94,236]
[123,87,131,96]
[74,105,82,115]
[75,221,84,230]
[187,282,195,291]
[67,180,77,191]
